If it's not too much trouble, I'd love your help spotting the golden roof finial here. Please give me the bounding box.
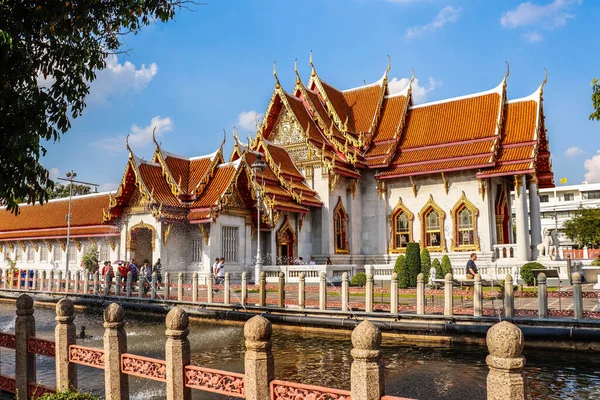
[152,127,159,148]
[504,61,510,80]
[386,54,391,74]
[542,67,548,87]
[221,129,227,147]
[310,50,316,77]
[126,134,133,158]
[273,61,281,89]
[294,58,301,85]
[232,126,239,141]
[410,67,415,83]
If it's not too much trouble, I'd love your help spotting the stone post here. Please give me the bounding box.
[416,273,424,315]
[390,273,398,314]
[258,272,266,307]
[277,272,285,308]
[298,272,306,310]
[351,320,384,399]
[164,272,170,300]
[178,273,184,302]
[15,294,35,399]
[567,254,573,284]
[1,268,5,289]
[151,272,157,300]
[207,271,213,304]
[365,273,374,313]
[67,271,73,292]
[165,307,191,400]
[319,272,327,311]
[241,272,247,306]
[192,272,198,303]
[342,272,349,312]
[244,315,274,400]
[73,271,80,294]
[573,272,583,320]
[504,275,514,318]
[537,273,547,318]
[82,271,88,295]
[104,303,128,400]
[17,269,22,290]
[224,272,231,305]
[115,270,121,296]
[126,272,132,298]
[138,275,144,299]
[474,274,483,317]
[48,270,53,292]
[40,270,46,292]
[93,271,99,295]
[33,270,39,291]
[486,321,526,400]
[444,273,453,316]
[57,270,63,292]
[103,271,110,296]
[55,298,77,391]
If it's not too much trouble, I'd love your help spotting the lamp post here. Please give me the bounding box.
[57,171,98,277]
[251,154,267,283]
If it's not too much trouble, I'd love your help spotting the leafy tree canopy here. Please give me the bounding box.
[0,0,193,214]
[47,183,92,199]
[564,207,600,248]
[590,78,600,121]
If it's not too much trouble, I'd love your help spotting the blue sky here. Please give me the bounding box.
[42,0,600,191]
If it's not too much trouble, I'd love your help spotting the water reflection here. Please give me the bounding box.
[0,303,598,399]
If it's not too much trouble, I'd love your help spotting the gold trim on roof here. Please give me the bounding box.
[163,224,172,245]
[409,176,418,198]
[199,223,210,245]
[72,239,81,251]
[441,173,449,195]
[28,241,39,252]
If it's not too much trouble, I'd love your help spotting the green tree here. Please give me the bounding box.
[47,183,92,199]
[0,0,194,213]
[350,272,367,287]
[590,78,600,121]
[420,247,431,284]
[520,262,544,286]
[80,244,99,274]
[441,254,453,277]
[432,258,442,280]
[564,207,600,248]
[405,243,421,287]
[393,254,409,289]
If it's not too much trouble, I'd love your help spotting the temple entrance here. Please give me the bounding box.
[128,222,155,265]
[495,185,510,244]
[276,217,296,265]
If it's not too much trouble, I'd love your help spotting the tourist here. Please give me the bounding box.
[212,257,220,285]
[325,257,332,265]
[216,257,225,285]
[118,262,128,283]
[466,253,478,279]
[79,326,86,340]
[101,261,114,291]
[298,257,304,265]
[141,260,152,294]
[309,257,316,265]
[153,258,162,283]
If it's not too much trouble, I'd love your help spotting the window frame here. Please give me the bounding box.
[221,226,239,263]
[388,197,414,253]
[450,192,480,252]
[333,197,349,254]
[418,195,446,252]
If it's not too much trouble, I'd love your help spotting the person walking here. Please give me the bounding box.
[216,258,225,285]
[128,258,139,283]
[153,258,162,283]
[140,260,152,294]
[466,253,478,279]
[212,258,220,285]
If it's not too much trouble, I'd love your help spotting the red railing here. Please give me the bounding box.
[121,353,166,382]
[29,382,56,397]
[270,379,351,400]
[184,365,245,398]
[0,374,16,394]
[28,337,55,357]
[69,345,105,369]
[564,249,585,259]
[0,333,15,349]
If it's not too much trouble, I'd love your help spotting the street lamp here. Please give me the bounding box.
[251,154,267,282]
[57,171,98,277]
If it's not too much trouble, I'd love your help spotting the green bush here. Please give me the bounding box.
[39,391,98,400]
[393,255,409,288]
[592,256,600,266]
[520,262,544,286]
[432,258,442,280]
[420,248,431,284]
[350,272,367,287]
[406,242,421,287]
[441,254,452,277]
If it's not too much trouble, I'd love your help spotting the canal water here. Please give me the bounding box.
[0,303,598,399]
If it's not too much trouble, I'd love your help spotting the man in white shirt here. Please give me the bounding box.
[212,258,220,285]
[216,257,225,284]
[309,257,316,265]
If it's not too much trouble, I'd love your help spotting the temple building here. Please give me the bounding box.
[0,58,554,279]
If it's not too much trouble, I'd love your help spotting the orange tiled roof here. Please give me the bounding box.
[378,156,492,178]
[392,139,496,166]
[0,226,119,241]
[137,161,182,208]
[342,84,383,134]
[191,162,239,208]
[372,95,408,142]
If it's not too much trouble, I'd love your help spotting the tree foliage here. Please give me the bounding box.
[350,272,367,287]
[520,262,544,286]
[420,247,431,284]
[590,78,600,121]
[0,0,193,213]
[441,254,453,278]
[47,183,92,199]
[432,258,442,280]
[405,242,421,287]
[563,207,600,248]
[393,254,408,288]
[39,390,98,400]
[80,243,99,273]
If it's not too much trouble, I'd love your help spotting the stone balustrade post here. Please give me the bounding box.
[342,272,349,312]
[15,294,35,399]
[241,272,248,306]
[115,270,121,296]
[224,272,231,305]
[73,271,79,294]
[57,270,63,292]
[55,298,77,391]
[192,272,198,303]
[319,272,327,311]
[351,320,384,399]
[244,315,274,400]
[93,272,99,295]
[207,271,213,304]
[298,272,306,310]
[48,270,53,292]
[40,271,46,292]
[104,303,128,400]
[258,272,266,307]
[32,270,38,291]
[17,269,22,290]
[67,271,72,292]
[537,273,547,318]
[178,273,184,302]
[138,275,144,299]
[25,270,31,291]
[1,268,5,289]
[277,272,285,308]
[567,254,573,284]
[390,273,399,314]
[164,272,170,300]
[504,275,514,318]
[486,321,526,400]
[165,307,191,400]
[103,271,111,296]
[366,273,374,313]
[151,272,157,300]
[126,272,132,298]
[573,272,583,320]
[82,271,88,295]
[444,273,453,316]
[474,274,483,317]
[416,273,424,315]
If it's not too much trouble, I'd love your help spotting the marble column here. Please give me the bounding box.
[165,307,191,400]
[514,176,531,262]
[529,180,542,259]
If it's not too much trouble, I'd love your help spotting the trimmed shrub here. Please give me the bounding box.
[432,258,442,281]
[592,256,600,266]
[520,262,544,286]
[406,243,421,287]
[394,255,409,288]
[420,248,431,284]
[441,254,452,277]
[350,272,367,287]
[39,391,98,400]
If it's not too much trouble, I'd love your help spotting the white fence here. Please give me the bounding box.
[261,265,359,283]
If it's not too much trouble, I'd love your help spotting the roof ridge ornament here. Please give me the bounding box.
[273,61,281,89]
[294,58,301,85]
[540,67,548,95]
[504,61,510,81]
[310,50,316,77]
[126,134,133,158]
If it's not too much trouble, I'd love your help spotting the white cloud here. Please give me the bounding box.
[500,0,582,29]
[585,151,600,183]
[523,31,543,42]
[406,6,461,39]
[388,76,441,104]
[101,183,120,192]
[565,146,584,157]
[237,111,263,131]
[95,116,174,152]
[48,167,60,180]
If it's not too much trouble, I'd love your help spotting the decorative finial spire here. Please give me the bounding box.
[221,129,227,147]
[386,54,391,73]
[152,127,159,148]
[273,61,281,89]
[310,50,316,77]
[542,67,548,87]
[410,67,415,83]
[294,58,301,85]
[504,61,510,80]
[232,126,239,141]
[126,134,132,157]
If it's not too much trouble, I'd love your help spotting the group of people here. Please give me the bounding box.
[212,257,226,284]
[100,258,162,293]
[295,257,332,265]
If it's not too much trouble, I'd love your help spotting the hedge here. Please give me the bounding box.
[39,391,98,400]
[441,254,452,278]
[406,243,421,287]
[520,262,544,286]
[350,272,367,287]
[432,258,442,281]
[592,256,600,266]
[420,248,431,284]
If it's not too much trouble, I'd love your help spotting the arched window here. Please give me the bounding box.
[451,191,480,251]
[333,198,349,254]
[389,197,413,253]
[419,195,446,251]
